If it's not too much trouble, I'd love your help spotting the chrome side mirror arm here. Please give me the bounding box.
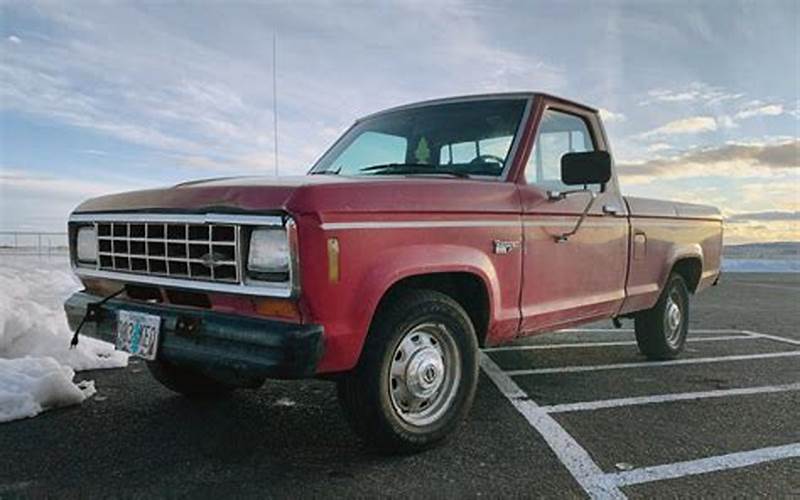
[547,189,589,201]
[546,189,598,243]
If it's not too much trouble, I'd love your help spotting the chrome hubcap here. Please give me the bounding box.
[406,347,445,399]
[389,323,460,427]
[664,292,683,346]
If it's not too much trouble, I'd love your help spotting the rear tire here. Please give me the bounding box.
[337,289,479,454]
[147,360,239,398]
[634,273,690,360]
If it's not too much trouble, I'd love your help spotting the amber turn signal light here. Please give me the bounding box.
[255,298,301,321]
[328,237,340,283]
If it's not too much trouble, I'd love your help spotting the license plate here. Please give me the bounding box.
[116,310,161,360]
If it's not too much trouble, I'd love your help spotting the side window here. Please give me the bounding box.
[525,109,598,192]
[334,131,407,174]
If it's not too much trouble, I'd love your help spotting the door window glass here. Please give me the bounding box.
[525,109,599,192]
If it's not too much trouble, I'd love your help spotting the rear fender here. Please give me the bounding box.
[663,243,703,290]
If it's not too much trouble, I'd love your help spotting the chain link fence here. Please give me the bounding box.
[0,231,69,255]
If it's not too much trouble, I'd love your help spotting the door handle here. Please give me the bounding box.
[603,204,620,216]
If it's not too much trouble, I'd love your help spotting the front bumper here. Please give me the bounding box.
[64,291,324,380]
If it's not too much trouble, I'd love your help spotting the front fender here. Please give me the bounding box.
[320,243,503,373]
[357,243,501,326]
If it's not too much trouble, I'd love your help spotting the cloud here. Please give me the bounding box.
[0,168,142,199]
[638,84,786,132]
[716,115,737,129]
[736,181,800,213]
[618,139,799,183]
[7,35,21,44]
[726,211,799,222]
[641,82,743,106]
[79,149,110,156]
[735,102,784,120]
[598,108,626,123]
[647,143,672,152]
[638,116,718,137]
[0,2,566,179]
[0,167,153,230]
[723,220,800,244]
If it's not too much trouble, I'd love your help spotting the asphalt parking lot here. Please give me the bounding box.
[2,272,799,498]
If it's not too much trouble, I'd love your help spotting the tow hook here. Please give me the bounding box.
[176,316,202,337]
[612,317,623,329]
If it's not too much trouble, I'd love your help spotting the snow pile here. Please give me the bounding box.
[0,357,96,423]
[0,255,127,422]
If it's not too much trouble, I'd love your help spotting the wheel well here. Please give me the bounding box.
[375,272,490,347]
[671,258,702,293]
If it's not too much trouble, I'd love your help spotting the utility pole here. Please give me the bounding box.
[272,32,279,176]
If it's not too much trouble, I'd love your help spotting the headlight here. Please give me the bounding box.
[76,226,97,263]
[247,227,290,281]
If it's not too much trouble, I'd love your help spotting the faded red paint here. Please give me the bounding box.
[72,93,723,375]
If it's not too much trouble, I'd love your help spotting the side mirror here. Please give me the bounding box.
[561,151,612,186]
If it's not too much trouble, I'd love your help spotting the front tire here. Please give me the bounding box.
[634,273,690,360]
[337,290,479,454]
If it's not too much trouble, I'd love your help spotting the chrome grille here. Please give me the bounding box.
[96,222,239,283]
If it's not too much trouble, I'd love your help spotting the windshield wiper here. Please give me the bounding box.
[358,163,470,178]
[311,165,342,175]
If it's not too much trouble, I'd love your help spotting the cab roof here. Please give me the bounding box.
[359,92,598,122]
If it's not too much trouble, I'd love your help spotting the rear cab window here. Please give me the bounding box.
[440,136,514,165]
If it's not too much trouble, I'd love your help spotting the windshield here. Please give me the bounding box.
[310,98,528,178]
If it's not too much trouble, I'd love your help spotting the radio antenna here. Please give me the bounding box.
[272,32,279,176]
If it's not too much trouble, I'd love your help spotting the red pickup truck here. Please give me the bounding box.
[65,92,722,453]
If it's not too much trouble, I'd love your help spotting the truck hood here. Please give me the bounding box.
[73,174,520,216]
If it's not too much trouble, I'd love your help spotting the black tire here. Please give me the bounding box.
[337,289,479,454]
[635,273,690,360]
[146,360,239,398]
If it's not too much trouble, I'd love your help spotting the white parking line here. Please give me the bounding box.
[505,351,800,376]
[743,330,800,346]
[606,443,800,487]
[484,327,800,492]
[558,328,748,334]
[484,335,751,352]
[480,353,626,499]
[539,382,800,413]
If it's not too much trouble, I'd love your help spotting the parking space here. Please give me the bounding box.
[482,325,800,498]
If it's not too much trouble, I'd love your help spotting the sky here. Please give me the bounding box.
[0,0,797,244]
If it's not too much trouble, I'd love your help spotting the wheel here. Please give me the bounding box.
[634,273,690,360]
[146,360,240,398]
[337,289,479,454]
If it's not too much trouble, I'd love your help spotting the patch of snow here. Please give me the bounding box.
[722,258,800,273]
[0,255,127,423]
[0,356,96,423]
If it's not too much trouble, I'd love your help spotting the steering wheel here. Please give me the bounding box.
[469,154,505,173]
[470,154,505,166]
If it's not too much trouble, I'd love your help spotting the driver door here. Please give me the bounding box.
[518,106,629,333]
